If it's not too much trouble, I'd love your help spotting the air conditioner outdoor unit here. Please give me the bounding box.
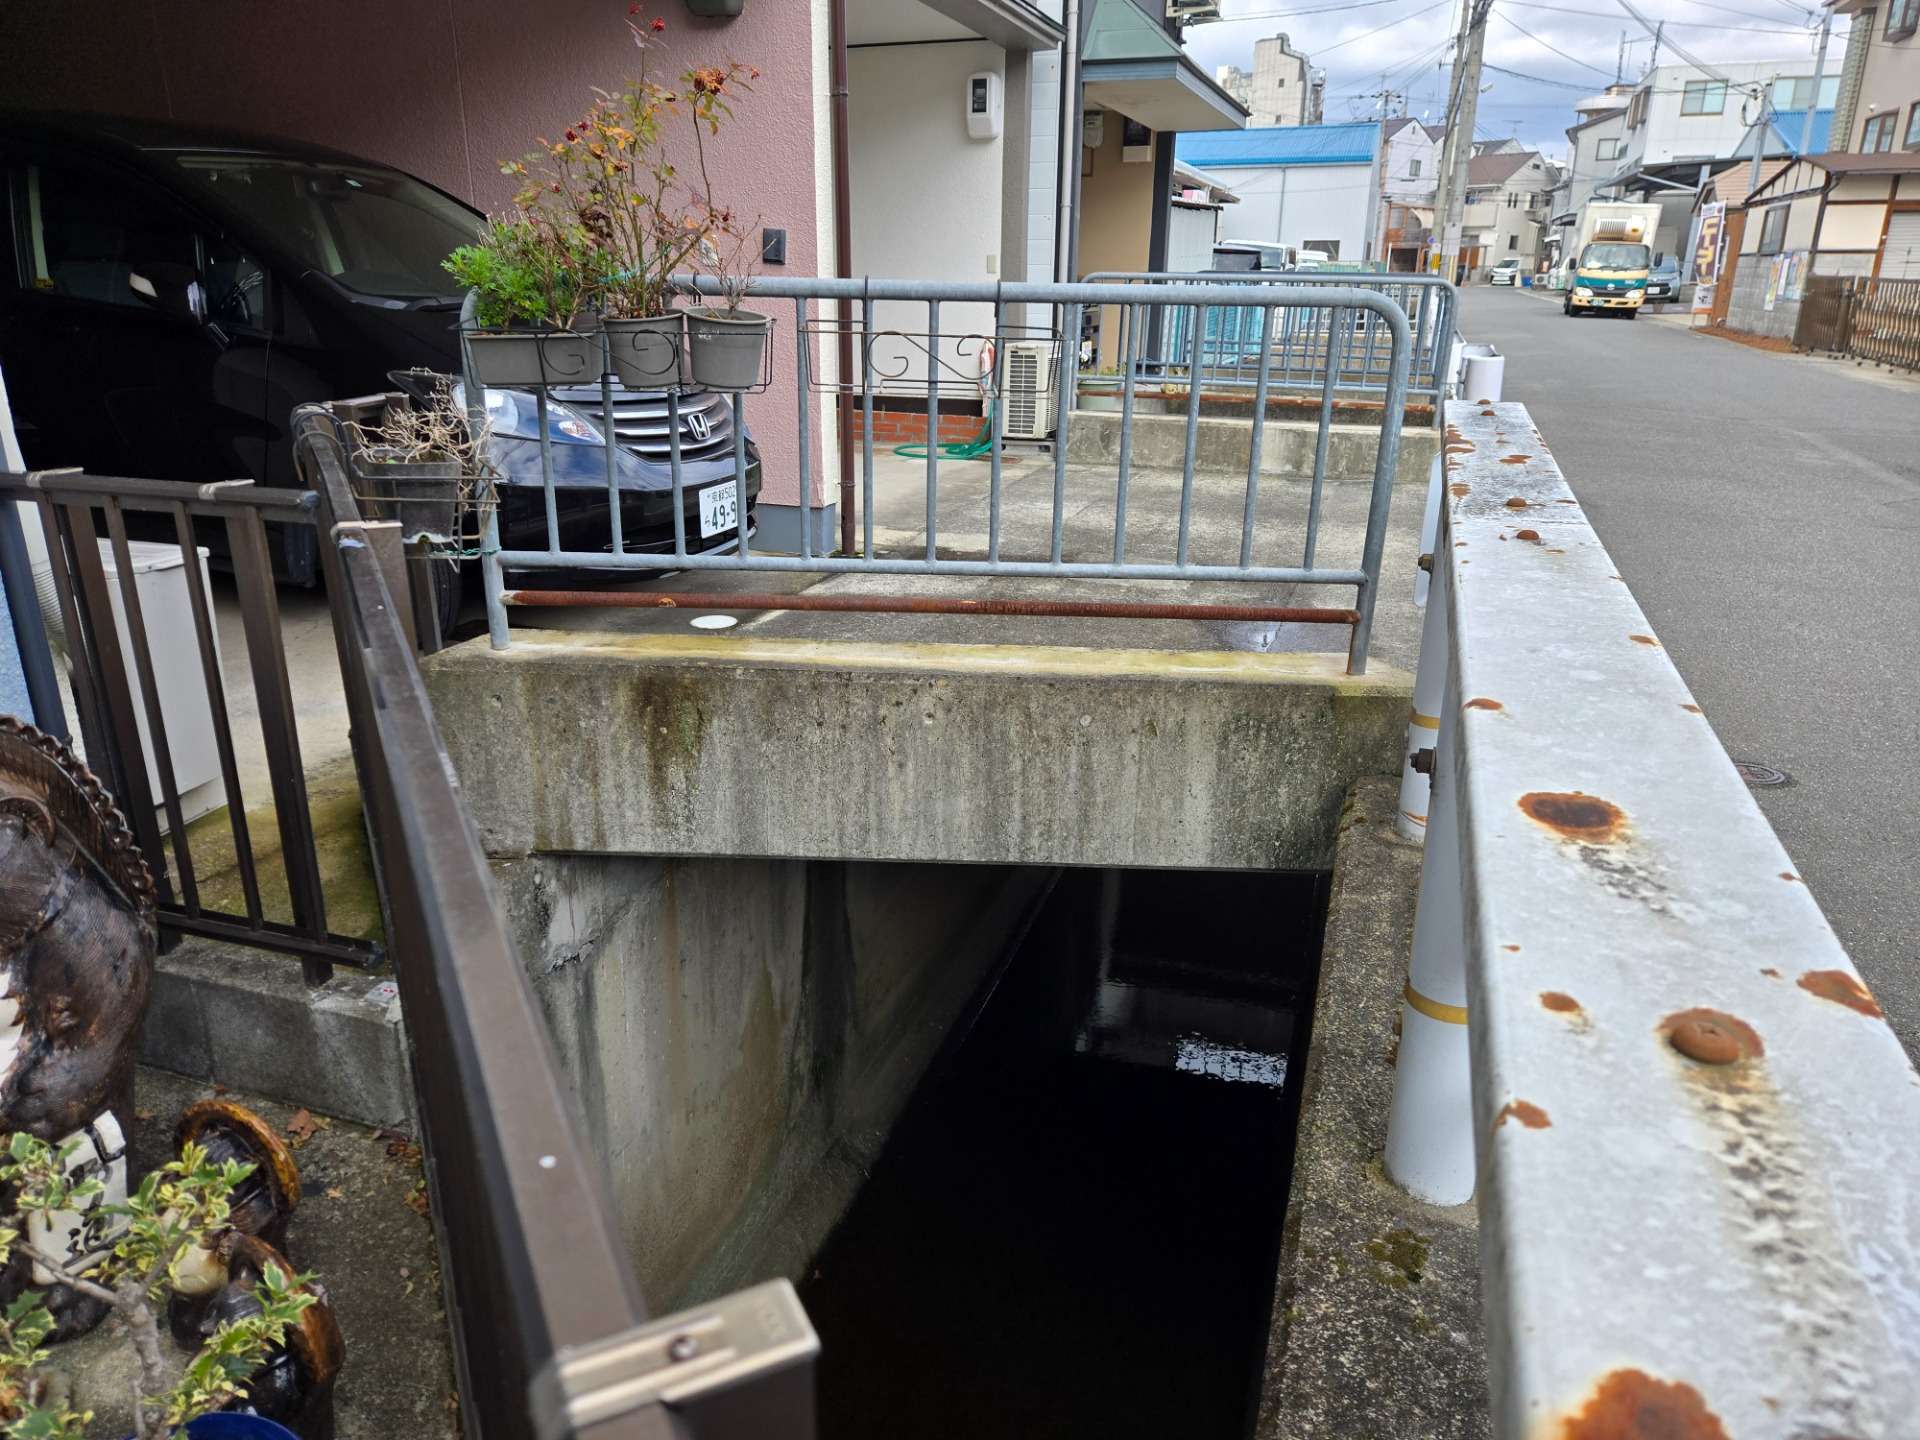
[1166,0,1223,21]
[1002,341,1058,440]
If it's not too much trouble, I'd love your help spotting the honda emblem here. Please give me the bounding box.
[686,410,713,442]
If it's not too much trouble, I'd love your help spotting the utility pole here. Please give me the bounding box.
[1427,0,1472,273]
[1616,32,1626,84]
[1438,0,1491,284]
[1647,20,1663,74]
[1801,7,1833,155]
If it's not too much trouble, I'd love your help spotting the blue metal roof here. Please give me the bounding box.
[1767,108,1832,156]
[1176,121,1380,169]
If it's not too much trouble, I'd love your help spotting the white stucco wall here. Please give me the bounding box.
[849,39,1005,390]
[1212,161,1377,261]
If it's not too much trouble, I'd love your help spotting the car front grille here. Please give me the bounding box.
[549,386,737,463]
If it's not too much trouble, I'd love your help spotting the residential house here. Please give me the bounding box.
[1829,0,1920,154]
[1446,149,1553,279]
[1378,117,1440,270]
[1248,34,1324,127]
[1595,59,1824,260]
[1554,86,1632,227]
[1175,121,1384,262]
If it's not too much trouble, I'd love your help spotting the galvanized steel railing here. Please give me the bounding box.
[1075,271,1454,424]
[1387,400,1920,1436]
[469,275,1413,675]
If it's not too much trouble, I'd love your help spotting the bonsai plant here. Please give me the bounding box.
[0,1131,318,1440]
[442,217,599,387]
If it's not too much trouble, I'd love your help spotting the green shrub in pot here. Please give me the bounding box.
[443,219,599,387]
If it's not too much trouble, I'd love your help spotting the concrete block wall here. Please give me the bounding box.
[1724,262,1800,341]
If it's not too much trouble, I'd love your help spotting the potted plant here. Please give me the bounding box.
[0,1131,324,1440]
[684,219,771,392]
[443,217,598,387]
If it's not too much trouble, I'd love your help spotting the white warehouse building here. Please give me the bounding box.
[1175,121,1382,264]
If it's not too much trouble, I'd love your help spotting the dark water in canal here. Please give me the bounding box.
[801,867,1329,1440]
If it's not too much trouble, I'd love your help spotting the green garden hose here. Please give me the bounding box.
[893,402,998,460]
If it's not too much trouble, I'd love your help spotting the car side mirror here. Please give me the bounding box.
[127,262,205,323]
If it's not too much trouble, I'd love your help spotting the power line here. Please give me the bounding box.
[1314,0,1456,56]
[1502,0,1813,32]
[1483,62,1604,87]
[1494,9,1620,78]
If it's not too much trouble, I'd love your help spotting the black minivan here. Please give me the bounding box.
[0,113,760,584]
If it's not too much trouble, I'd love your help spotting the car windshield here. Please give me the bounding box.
[168,154,481,300]
[1581,242,1650,270]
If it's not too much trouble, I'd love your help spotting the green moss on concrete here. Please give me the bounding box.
[1366,1226,1433,1288]
[173,751,383,943]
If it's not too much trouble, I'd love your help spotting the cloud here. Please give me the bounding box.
[1182,0,1835,157]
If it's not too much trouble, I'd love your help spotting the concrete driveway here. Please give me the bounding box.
[1458,283,1920,1058]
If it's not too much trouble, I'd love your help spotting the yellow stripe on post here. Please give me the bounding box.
[1404,982,1468,1026]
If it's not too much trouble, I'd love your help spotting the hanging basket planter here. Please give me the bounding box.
[465,329,598,388]
[603,313,686,389]
[685,307,771,392]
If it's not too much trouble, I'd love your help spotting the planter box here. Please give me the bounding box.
[466,329,598,388]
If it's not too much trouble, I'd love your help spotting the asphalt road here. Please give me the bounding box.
[1456,285,1920,1057]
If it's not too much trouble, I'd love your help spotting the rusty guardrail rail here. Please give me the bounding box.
[467,275,1412,674]
[1384,400,1920,1435]
[1075,270,1454,426]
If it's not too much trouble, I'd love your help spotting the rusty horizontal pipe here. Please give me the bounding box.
[501,589,1361,626]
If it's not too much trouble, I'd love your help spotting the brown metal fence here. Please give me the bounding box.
[1793,274,1858,354]
[1848,275,1920,370]
[0,468,379,983]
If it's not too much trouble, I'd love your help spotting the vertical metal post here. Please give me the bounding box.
[1239,304,1274,569]
[1305,307,1344,568]
[229,510,332,986]
[1384,561,1473,1205]
[860,295,875,561]
[0,495,64,738]
[535,386,560,556]
[796,296,813,561]
[1050,303,1080,566]
[1415,449,1444,607]
[456,300,511,651]
[668,390,687,559]
[1114,301,1141,564]
[172,501,264,927]
[102,497,198,912]
[733,391,751,556]
[601,331,623,556]
[1176,303,1204,567]
[33,489,110,768]
[926,298,941,562]
[988,297,1005,564]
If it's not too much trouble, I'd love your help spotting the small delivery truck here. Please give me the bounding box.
[1562,202,1661,318]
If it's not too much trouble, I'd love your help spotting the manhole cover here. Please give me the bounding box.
[1734,760,1791,788]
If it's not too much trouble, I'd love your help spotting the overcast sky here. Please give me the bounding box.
[1181,0,1844,160]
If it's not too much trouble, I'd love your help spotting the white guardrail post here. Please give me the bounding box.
[1396,400,1920,1438]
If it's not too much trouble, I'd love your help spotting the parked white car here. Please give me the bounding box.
[1489,259,1523,286]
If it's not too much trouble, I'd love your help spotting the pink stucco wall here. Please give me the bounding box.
[1,0,823,505]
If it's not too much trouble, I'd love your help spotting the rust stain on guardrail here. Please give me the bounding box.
[1495,1099,1551,1129]
[1518,793,1628,845]
[1557,1369,1730,1439]
[1797,970,1884,1018]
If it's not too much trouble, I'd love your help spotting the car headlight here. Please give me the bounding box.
[1573,287,1593,299]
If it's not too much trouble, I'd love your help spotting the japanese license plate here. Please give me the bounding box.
[698,480,739,539]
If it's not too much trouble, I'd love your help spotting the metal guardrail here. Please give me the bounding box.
[470,275,1413,675]
[297,415,819,1439]
[1386,401,1920,1435]
[0,467,379,982]
[1075,271,1454,425]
